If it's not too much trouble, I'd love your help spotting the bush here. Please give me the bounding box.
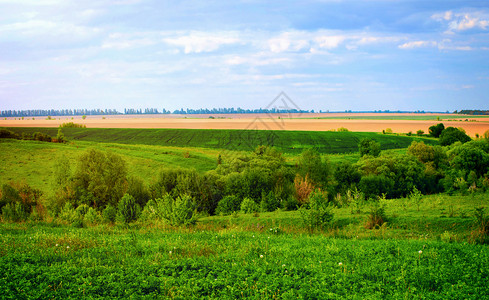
[215,195,241,216]
[59,203,79,225]
[0,129,19,139]
[358,138,381,157]
[2,202,28,222]
[358,175,394,200]
[299,189,333,231]
[440,127,471,146]
[33,132,52,142]
[365,202,387,229]
[60,122,86,128]
[151,194,197,226]
[84,207,100,226]
[127,176,151,208]
[240,197,259,214]
[282,196,299,211]
[260,191,280,212]
[117,194,139,224]
[102,205,117,224]
[429,123,445,138]
[471,207,489,244]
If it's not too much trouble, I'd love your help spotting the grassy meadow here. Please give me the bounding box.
[1,126,489,298]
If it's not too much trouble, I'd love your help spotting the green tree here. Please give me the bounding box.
[73,149,128,209]
[297,148,331,187]
[429,123,445,138]
[358,138,381,157]
[56,128,65,143]
[439,127,471,146]
[117,194,138,224]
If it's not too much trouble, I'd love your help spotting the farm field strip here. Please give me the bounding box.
[3,127,438,154]
[2,113,489,137]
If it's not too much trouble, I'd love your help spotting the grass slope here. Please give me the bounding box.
[0,139,220,191]
[5,127,438,154]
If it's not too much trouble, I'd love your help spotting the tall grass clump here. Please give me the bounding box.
[471,207,489,244]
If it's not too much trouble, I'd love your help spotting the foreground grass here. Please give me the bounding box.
[1,221,488,299]
[1,193,488,298]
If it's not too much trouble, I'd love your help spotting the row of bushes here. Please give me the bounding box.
[0,128,66,143]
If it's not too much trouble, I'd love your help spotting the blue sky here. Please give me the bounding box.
[0,0,488,112]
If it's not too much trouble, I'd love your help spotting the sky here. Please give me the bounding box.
[0,0,488,112]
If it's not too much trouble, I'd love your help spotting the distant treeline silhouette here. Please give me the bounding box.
[455,110,489,115]
[1,107,312,117]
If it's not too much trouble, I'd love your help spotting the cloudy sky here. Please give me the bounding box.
[1,0,488,112]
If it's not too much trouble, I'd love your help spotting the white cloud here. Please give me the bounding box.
[314,35,344,49]
[163,32,241,54]
[102,33,156,49]
[433,10,489,32]
[399,40,436,49]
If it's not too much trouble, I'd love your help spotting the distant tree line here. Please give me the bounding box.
[1,107,313,117]
[0,109,120,117]
[455,110,489,115]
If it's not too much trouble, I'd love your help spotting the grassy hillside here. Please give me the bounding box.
[5,127,438,154]
[0,139,220,191]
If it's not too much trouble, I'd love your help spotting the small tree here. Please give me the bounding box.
[358,138,381,157]
[117,194,138,224]
[417,130,424,136]
[56,128,65,143]
[440,127,471,146]
[429,123,445,138]
[299,189,333,231]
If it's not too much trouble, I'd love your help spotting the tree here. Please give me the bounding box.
[429,123,445,138]
[73,149,128,209]
[358,138,381,157]
[297,148,330,186]
[117,194,138,224]
[439,127,471,146]
[56,128,65,143]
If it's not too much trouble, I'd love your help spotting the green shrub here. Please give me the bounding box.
[0,129,19,139]
[60,122,86,128]
[440,127,471,146]
[33,132,52,142]
[84,207,100,226]
[150,194,197,226]
[102,205,117,224]
[240,197,259,214]
[472,207,489,244]
[2,202,28,222]
[215,195,241,216]
[59,203,78,224]
[365,202,388,229]
[117,194,139,224]
[282,195,299,211]
[358,138,381,157]
[260,191,280,212]
[299,189,333,231]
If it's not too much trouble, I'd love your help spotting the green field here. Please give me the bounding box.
[5,127,437,154]
[1,126,489,299]
[1,215,488,299]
